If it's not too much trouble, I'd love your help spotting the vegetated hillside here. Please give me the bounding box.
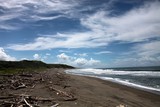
[0,60,74,71]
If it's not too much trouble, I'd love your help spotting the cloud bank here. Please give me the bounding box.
[0,0,80,30]
[1,0,160,67]
[0,47,16,61]
[57,53,102,68]
[110,40,160,67]
[7,1,160,51]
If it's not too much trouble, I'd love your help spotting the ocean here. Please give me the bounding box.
[65,66,160,94]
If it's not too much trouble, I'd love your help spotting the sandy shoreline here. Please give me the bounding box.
[71,73,160,96]
[0,68,160,107]
[66,72,160,107]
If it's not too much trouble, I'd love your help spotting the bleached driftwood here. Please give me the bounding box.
[15,83,26,90]
[49,87,77,101]
[49,87,71,97]
[23,98,33,107]
[51,103,59,107]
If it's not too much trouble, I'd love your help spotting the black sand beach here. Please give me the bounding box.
[0,68,160,107]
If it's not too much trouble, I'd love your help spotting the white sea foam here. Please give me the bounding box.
[100,77,160,92]
[66,68,160,77]
[65,69,160,93]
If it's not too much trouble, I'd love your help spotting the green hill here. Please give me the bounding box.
[0,60,74,74]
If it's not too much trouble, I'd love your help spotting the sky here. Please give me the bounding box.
[0,0,160,68]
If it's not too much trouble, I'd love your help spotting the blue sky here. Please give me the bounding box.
[0,0,160,68]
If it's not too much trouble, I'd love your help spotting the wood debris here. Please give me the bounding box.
[0,70,77,106]
[116,104,128,107]
[51,103,59,107]
[49,87,77,101]
[0,94,58,107]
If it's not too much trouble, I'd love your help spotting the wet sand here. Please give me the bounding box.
[0,68,160,107]
[66,73,160,107]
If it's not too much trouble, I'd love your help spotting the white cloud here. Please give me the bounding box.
[0,47,16,61]
[0,13,21,22]
[33,53,52,61]
[95,51,112,55]
[0,0,80,30]
[81,1,160,42]
[7,31,109,50]
[7,1,160,50]
[56,53,102,68]
[21,58,28,60]
[57,53,69,61]
[88,58,101,66]
[133,41,160,57]
[0,24,19,30]
[33,54,40,60]
[74,58,101,67]
[0,13,21,30]
[29,15,64,21]
[74,58,87,66]
[0,0,79,15]
[112,56,160,67]
[109,40,160,67]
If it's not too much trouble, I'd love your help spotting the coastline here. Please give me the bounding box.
[85,75,160,96]
[65,70,160,107]
[65,68,160,95]
[0,68,160,107]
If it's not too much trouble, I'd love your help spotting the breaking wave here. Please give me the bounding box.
[65,68,160,94]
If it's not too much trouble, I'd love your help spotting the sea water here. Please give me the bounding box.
[65,66,160,94]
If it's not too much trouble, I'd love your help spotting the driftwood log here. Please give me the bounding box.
[0,70,77,106]
[0,94,58,107]
[49,87,77,101]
